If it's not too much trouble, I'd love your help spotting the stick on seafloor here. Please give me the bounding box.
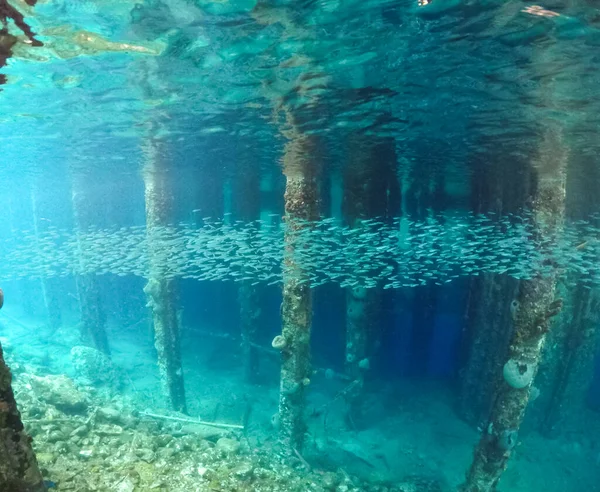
[140,411,244,430]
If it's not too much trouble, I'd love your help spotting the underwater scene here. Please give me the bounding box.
[1,0,600,491]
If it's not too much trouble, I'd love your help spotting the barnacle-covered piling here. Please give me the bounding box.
[458,159,530,425]
[143,137,187,414]
[71,173,110,355]
[461,126,567,492]
[532,156,600,436]
[0,342,47,492]
[459,273,519,425]
[277,118,320,454]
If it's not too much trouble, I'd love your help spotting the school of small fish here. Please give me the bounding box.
[0,211,598,290]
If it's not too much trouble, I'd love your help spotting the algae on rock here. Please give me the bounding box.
[0,343,47,492]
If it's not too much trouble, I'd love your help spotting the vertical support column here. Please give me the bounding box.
[104,178,138,327]
[142,138,187,414]
[342,138,371,387]
[275,119,319,454]
[461,126,567,491]
[30,188,62,332]
[537,284,600,436]
[532,151,600,436]
[458,274,519,426]
[405,159,443,377]
[457,151,531,426]
[345,286,371,380]
[238,282,261,382]
[410,284,438,376]
[71,173,110,355]
[342,136,398,393]
[233,151,262,383]
[0,344,46,492]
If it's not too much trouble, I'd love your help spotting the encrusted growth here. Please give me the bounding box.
[0,343,46,492]
[277,122,320,455]
[143,138,187,414]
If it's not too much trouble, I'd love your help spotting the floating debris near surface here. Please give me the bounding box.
[1,211,599,288]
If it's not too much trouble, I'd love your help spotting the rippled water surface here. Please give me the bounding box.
[1,0,599,185]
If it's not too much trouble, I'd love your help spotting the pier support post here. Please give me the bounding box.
[342,137,397,401]
[461,126,566,492]
[233,153,262,383]
[459,274,519,426]
[276,120,319,454]
[239,283,260,383]
[30,190,62,332]
[143,138,187,414]
[535,283,600,436]
[458,148,531,426]
[71,175,110,355]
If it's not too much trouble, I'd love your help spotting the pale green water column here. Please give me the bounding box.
[142,137,187,414]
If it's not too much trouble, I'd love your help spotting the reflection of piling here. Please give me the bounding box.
[461,127,566,491]
[71,175,110,355]
[143,138,187,414]
[276,120,319,454]
[0,343,47,492]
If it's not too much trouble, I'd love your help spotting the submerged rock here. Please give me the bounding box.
[97,406,137,427]
[232,461,254,479]
[115,478,135,492]
[70,345,116,386]
[216,437,241,455]
[28,374,88,413]
[175,422,228,441]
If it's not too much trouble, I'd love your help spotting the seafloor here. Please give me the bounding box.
[1,307,598,492]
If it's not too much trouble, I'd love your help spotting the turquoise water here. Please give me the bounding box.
[1,1,599,491]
